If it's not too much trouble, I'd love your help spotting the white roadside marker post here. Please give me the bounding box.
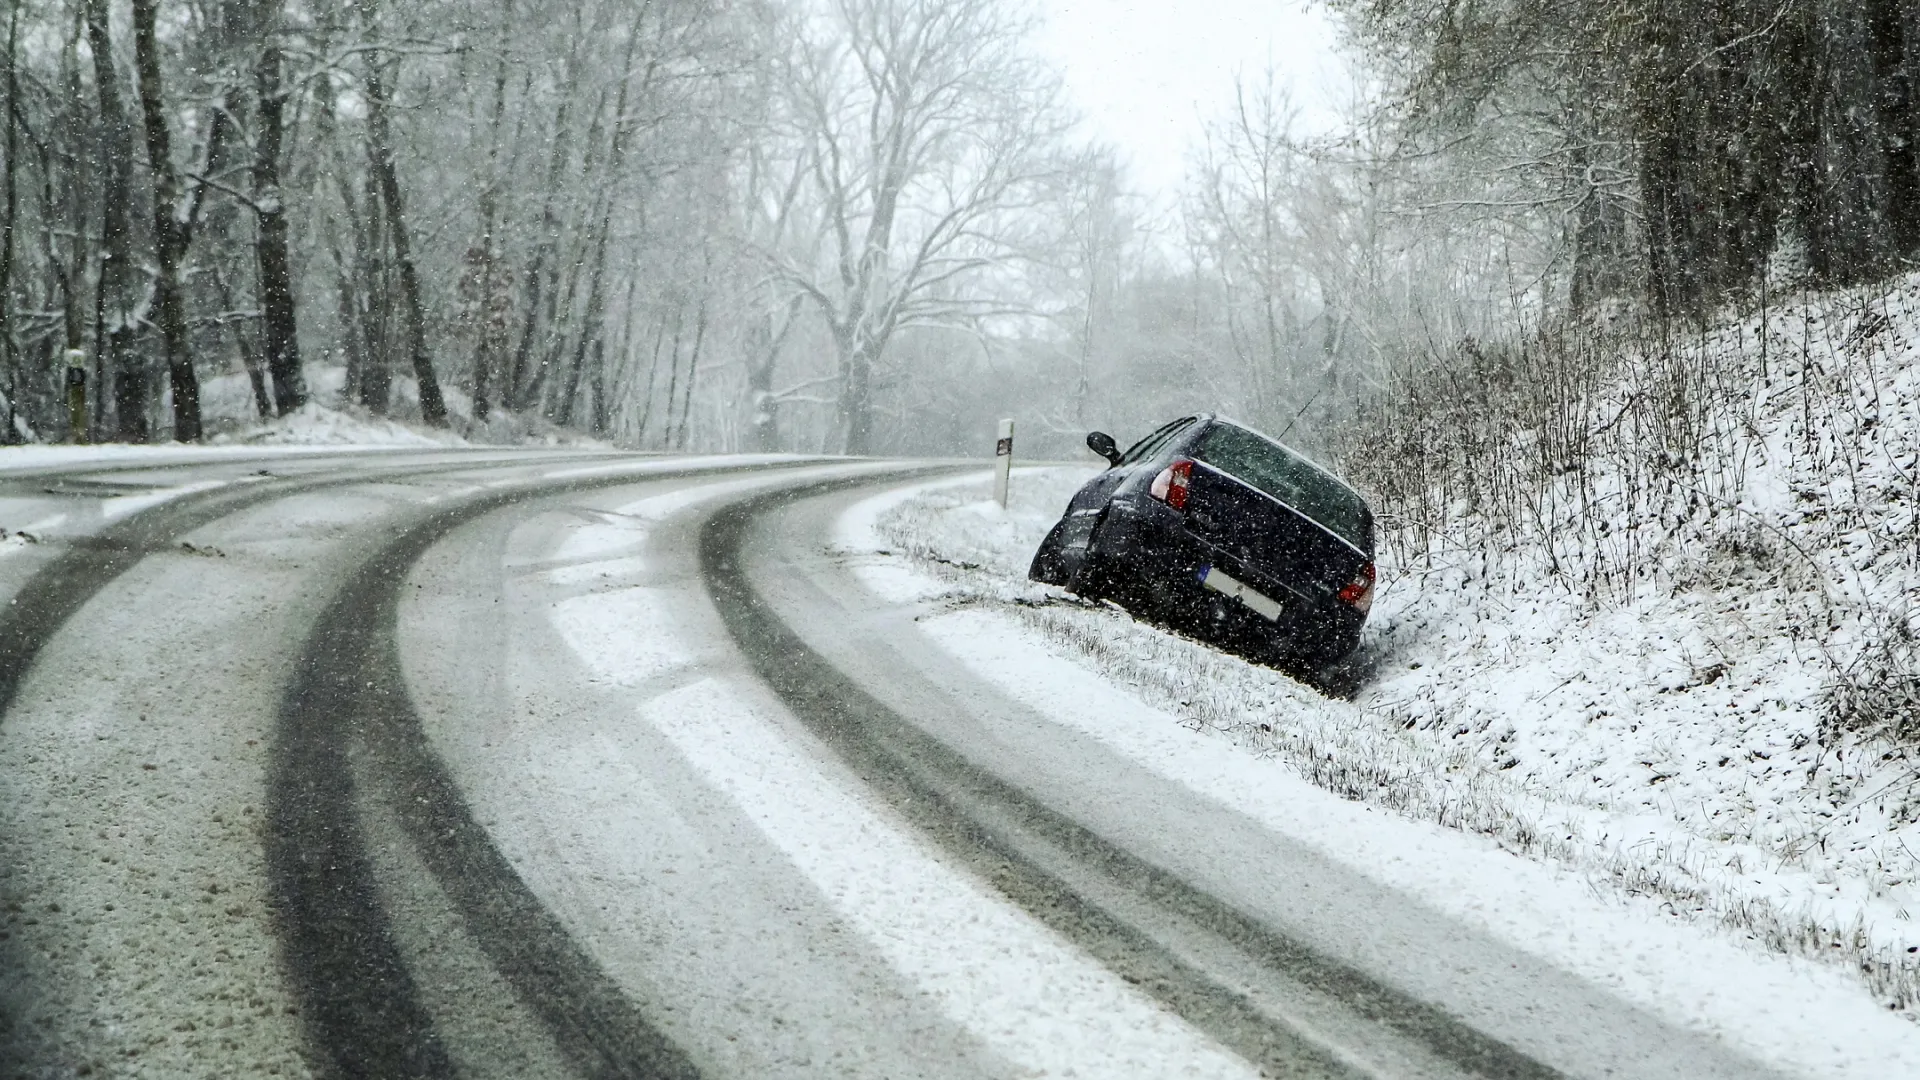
[993,418,1014,508]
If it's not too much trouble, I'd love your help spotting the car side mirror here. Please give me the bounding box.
[1086,431,1121,467]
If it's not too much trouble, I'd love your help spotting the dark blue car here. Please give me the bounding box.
[1029,415,1375,669]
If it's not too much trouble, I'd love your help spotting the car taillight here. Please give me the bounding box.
[1337,562,1375,613]
[1150,459,1193,510]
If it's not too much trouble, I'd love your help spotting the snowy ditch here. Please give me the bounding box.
[842,464,1920,1048]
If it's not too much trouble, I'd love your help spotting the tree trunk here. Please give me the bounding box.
[1807,0,1897,281]
[331,237,369,407]
[210,264,272,419]
[0,3,18,444]
[746,295,802,453]
[1076,253,1098,428]
[553,26,645,431]
[660,319,684,448]
[837,334,875,455]
[745,340,775,452]
[589,333,611,436]
[309,50,373,409]
[527,237,586,415]
[51,9,86,436]
[468,248,494,424]
[506,247,546,412]
[553,224,609,429]
[236,324,272,420]
[85,0,140,441]
[507,87,579,411]
[672,300,708,451]
[466,4,515,425]
[745,330,776,453]
[633,309,673,445]
[595,278,641,439]
[130,0,202,442]
[252,42,305,415]
[361,49,446,427]
[353,171,393,413]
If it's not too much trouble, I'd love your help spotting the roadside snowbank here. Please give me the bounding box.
[196,363,610,447]
[1341,277,1920,1010]
[0,442,390,473]
[210,400,468,447]
[848,464,1920,1038]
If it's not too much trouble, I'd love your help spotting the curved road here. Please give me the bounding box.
[0,451,1788,1079]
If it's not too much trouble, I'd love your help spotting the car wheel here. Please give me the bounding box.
[1268,630,1364,692]
[1067,511,1120,600]
[1027,518,1076,585]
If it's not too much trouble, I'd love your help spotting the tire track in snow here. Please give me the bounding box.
[0,451,607,727]
[700,478,1567,1080]
[0,451,618,1077]
[533,478,1254,1076]
[272,459,896,1079]
[275,485,699,1080]
[0,451,727,1077]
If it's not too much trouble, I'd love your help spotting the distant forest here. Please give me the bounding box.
[0,0,1907,456]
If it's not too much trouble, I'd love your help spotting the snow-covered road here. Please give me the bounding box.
[0,451,1852,1078]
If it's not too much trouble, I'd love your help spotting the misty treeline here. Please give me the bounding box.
[0,0,1254,453]
[0,0,731,444]
[0,0,1588,457]
[9,0,1913,458]
[0,0,1033,448]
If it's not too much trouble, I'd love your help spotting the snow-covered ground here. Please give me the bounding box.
[1352,277,1920,1011]
[849,460,1920,1039]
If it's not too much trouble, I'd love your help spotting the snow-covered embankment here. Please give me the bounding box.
[836,461,1920,1075]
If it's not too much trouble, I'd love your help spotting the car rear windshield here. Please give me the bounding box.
[1194,424,1372,552]
[1118,416,1196,465]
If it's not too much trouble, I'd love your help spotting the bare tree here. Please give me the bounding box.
[85,0,139,441]
[358,0,447,427]
[736,138,811,451]
[251,23,304,416]
[130,0,209,441]
[1187,72,1311,425]
[0,2,19,443]
[1048,143,1132,429]
[769,0,1066,454]
[460,0,518,425]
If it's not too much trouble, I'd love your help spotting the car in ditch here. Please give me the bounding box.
[1029,415,1376,670]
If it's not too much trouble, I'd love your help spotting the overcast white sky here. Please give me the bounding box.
[1033,0,1348,206]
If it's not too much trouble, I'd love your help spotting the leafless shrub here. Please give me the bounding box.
[1826,613,1920,747]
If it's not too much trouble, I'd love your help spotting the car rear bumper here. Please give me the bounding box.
[1095,498,1365,662]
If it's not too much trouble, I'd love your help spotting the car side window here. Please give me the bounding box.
[1117,417,1196,466]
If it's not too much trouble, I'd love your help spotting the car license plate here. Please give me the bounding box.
[1197,565,1283,621]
